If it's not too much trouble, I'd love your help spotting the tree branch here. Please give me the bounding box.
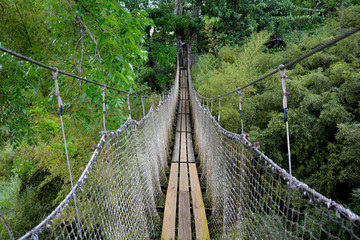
[0,212,14,240]
[66,0,101,63]
[14,2,33,49]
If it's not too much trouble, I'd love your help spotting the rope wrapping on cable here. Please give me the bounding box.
[127,93,131,119]
[278,64,293,185]
[102,85,106,131]
[218,97,221,122]
[238,90,244,135]
[52,68,82,238]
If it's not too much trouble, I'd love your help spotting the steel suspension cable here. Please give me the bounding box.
[0,46,153,98]
[198,24,360,100]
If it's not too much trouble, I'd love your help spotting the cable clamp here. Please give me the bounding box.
[52,67,58,80]
[278,64,287,79]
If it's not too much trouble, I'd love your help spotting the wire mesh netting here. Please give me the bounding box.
[188,69,360,240]
[17,65,179,240]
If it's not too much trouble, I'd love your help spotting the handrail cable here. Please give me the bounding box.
[198,24,360,100]
[0,46,155,98]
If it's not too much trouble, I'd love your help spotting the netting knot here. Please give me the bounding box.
[250,141,260,149]
[91,144,101,150]
[326,199,333,209]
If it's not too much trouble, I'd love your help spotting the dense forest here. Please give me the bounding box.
[0,0,360,238]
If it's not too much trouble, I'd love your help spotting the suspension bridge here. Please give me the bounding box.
[1,24,360,240]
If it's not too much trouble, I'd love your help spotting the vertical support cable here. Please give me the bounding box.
[278,64,292,184]
[238,90,244,135]
[141,96,145,118]
[218,97,221,122]
[127,93,131,119]
[207,99,209,111]
[211,99,213,115]
[162,91,165,104]
[102,85,106,131]
[52,68,82,236]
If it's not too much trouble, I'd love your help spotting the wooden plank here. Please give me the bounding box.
[181,100,186,114]
[186,115,195,163]
[180,114,187,163]
[189,163,210,240]
[178,96,191,239]
[176,113,182,132]
[182,70,186,86]
[172,131,180,163]
[187,133,195,163]
[172,107,182,163]
[178,161,191,239]
[162,163,179,240]
[186,114,191,132]
[180,86,183,101]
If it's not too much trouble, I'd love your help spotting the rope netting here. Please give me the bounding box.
[188,69,360,239]
[18,62,179,240]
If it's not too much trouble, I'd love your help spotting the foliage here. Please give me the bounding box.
[195,0,324,52]
[350,188,360,215]
[0,176,47,239]
[192,5,360,207]
[0,0,156,237]
[0,0,359,237]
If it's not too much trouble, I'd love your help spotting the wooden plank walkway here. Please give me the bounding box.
[162,69,210,240]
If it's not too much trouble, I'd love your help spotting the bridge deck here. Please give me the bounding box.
[161,69,210,240]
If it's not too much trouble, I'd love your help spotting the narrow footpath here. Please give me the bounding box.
[161,68,210,240]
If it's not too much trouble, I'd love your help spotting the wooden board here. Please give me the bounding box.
[187,133,195,163]
[182,70,187,86]
[178,161,191,239]
[178,87,191,239]
[189,163,210,240]
[161,163,179,240]
[181,100,186,114]
[180,113,187,163]
[172,131,180,163]
[186,115,195,163]
[176,113,182,132]
[186,114,191,132]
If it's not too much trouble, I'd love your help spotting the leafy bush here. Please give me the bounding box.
[192,7,360,207]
